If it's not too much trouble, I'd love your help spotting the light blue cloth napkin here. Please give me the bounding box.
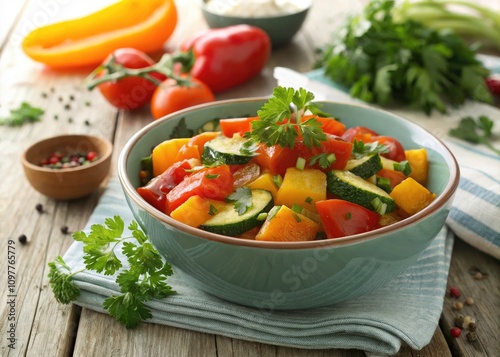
[63,177,453,356]
[299,68,500,260]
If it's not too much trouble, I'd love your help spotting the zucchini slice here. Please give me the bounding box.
[344,154,383,179]
[202,134,255,166]
[200,189,274,236]
[327,170,395,213]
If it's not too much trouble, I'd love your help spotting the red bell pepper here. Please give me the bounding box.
[316,199,381,238]
[180,25,271,92]
[137,159,192,212]
[166,165,234,213]
[254,134,353,176]
[301,115,346,136]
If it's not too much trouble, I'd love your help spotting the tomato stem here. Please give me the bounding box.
[85,51,196,90]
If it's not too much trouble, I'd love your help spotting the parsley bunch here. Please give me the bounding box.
[48,216,175,328]
[244,87,327,149]
[317,0,492,115]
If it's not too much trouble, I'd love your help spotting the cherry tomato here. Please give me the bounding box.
[341,126,378,142]
[316,199,381,238]
[97,48,166,110]
[486,75,500,95]
[341,126,406,162]
[219,117,258,137]
[373,136,406,162]
[151,77,215,120]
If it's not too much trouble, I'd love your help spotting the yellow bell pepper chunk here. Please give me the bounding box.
[276,168,326,213]
[247,173,279,200]
[389,177,436,215]
[256,206,319,242]
[152,138,190,177]
[405,148,429,185]
[22,0,177,68]
[170,195,212,228]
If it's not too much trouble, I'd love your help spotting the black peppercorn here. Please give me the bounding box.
[35,203,44,213]
[18,234,27,244]
[61,225,69,234]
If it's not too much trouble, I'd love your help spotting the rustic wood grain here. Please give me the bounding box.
[440,239,500,357]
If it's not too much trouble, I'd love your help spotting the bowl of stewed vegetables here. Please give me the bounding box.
[118,87,459,309]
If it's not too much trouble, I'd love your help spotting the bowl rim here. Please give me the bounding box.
[21,134,113,173]
[118,97,460,250]
[201,0,312,19]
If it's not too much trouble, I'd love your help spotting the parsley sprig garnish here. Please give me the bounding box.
[48,216,175,328]
[244,87,327,149]
[226,187,253,215]
[449,115,500,156]
[0,102,44,126]
[352,139,389,159]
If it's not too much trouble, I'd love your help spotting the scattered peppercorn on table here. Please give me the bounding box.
[1,1,499,357]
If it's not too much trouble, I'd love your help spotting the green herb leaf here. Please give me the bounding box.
[48,216,175,328]
[0,102,44,126]
[352,140,389,159]
[208,204,218,215]
[246,86,327,149]
[317,0,492,115]
[170,117,194,139]
[449,115,500,156]
[205,174,219,179]
[226,187,253,215]
[47,256,81,304]
[309,153,336,169]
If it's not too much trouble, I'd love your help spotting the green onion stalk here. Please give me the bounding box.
[395,0,500,51]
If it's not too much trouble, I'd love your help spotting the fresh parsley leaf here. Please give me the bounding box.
[0,102,44,126]
[352,140,389,159]
[317,0,492,115]
[170,117,194,139]
[449,115,500,155]
[309,153,336,169]
[205,174,219,179]
[47,256,82,304]
[48,216,175,329]
[246,87,327,149]
[240,140,259,156]
[226,187,253,215]
[103,292,151,329]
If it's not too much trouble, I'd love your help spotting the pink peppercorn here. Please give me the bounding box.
[449,286,461,298]
[450,327,462,338]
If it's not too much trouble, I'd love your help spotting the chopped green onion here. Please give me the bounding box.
[393,160,412,176]
[346,212,352,220]
[327,153,336,164]
[371,197,387,215]
[268,206,281,220]
[205,174,219,179]
[292,204,303,213]
[296,157,306,170]
[305,196,313,204]
[208,204,218,215]
[256,212,268,221]
[293,213,302,222]
[376,177,392,193]
[273,174,283,188]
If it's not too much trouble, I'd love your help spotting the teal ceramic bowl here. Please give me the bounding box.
[118,98,459,310]
[201,0,311,47]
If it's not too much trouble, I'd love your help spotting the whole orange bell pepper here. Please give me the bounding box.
[22,0,177,68]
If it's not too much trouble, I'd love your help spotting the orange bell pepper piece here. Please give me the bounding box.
[22,0,177,68]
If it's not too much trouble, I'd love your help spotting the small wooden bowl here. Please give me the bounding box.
[21,134,113,200]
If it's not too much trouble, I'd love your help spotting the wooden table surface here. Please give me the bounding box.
[1,1,499,356]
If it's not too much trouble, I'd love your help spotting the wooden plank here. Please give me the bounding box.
[440,239,500,357]
[0,0,28,49]
[73,308,217,357]
[0,1,118,356]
